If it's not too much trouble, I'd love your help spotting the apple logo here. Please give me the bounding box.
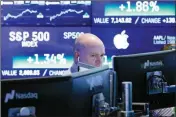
[113,30,129,49]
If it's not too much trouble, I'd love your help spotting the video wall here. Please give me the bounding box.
[1,0,175,79]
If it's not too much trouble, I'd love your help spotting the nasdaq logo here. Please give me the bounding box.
[4,90,38,103]
[4,90,15,103]
[142,60,164,69]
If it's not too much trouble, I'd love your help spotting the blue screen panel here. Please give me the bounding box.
[92,1,175,27]
[91,27,176,66]
[1,27,91,79]
[1,1,91,26]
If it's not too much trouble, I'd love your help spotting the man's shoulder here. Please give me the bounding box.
[62,63,78,76]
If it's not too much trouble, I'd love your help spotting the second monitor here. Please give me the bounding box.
[113,50,176,110]
[1,75,72,117]
[70,65,117,116]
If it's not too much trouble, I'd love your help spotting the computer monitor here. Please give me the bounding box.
[70,65,116,116]
[113,50,176,110]
[1,75,72,117]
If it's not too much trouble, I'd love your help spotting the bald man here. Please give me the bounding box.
[69,33,105,73]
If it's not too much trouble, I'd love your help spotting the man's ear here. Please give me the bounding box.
[75,51,79,63]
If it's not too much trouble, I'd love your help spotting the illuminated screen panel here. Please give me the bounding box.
[1,27,91,79]
[92,1,175,26]
[91,27,176,67]
[1,1,91,26]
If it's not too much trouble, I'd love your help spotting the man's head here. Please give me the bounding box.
[74,33,105,67]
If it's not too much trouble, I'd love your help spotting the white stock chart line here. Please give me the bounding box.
[4,9,38,20]
[3,9,84,21]
[49,9,84,21]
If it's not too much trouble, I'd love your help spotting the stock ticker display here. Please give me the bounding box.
[1,27,91,78]
[92,1,176,26]
[91,27,176,55]
[1,1,91,26]
[1,0,176,79]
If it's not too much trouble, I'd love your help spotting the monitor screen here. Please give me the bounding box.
[91,27,176,68]
[70,65,116,116]
[1,1,175,80]
[113,50,176,109]
[1,27,91,79]
[1,75,72,117]
[92,1,175,27]
[1,1,91,26]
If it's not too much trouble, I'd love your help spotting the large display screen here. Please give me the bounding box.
[1,0,175,79]
[1,1,91,26]
[91,27,176,66]
[1,27,91,78]
[92,1,175,26]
